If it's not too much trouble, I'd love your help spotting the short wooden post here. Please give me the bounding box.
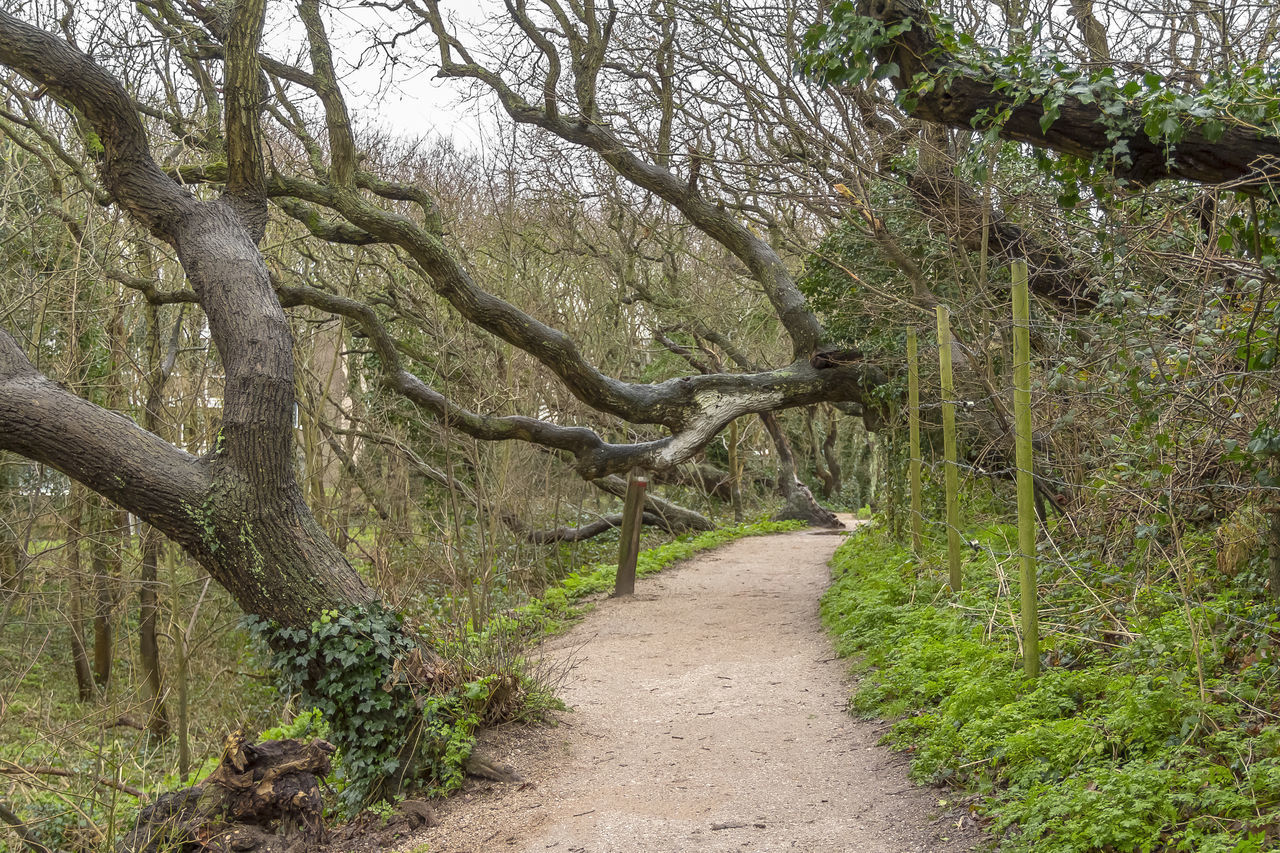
[907,328,923,556]
[937,305,962,592]
[1012,260,1040,677]
[614,468,648,596]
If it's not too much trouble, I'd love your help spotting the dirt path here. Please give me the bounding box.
[404,521,982,853]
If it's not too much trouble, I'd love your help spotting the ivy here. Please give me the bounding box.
[796,6,913,87]
[246,604,488,811]
[797,2,1280,188]
[240,521,800,814]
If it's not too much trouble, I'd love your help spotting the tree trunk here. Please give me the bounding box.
[806,407,837,499]
[140,527,169,737]
[87,494,124,691]
[761,413,841,528]
[1269,507,1280,603]
[66,483,95,701]
[822,408,843,498]
[0,455,19,593]
[728,418,743,523]
[858,0,1280,189]
[0,10,429,808]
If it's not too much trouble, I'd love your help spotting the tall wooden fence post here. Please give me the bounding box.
[1012,260,1041,677]
[937,305,962,592]
[728,418,743,523]
[614,467,648,596]
[907,328,923,556]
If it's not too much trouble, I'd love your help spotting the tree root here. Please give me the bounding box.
[118,733,334,853]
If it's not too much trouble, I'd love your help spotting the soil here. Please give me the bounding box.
[397,518,985,853]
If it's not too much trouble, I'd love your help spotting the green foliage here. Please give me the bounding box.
[799,2,1280,190]
[797,5,913,87]
[433,518,804,676]
[246,603,490,811]
[824,525,1280,852]
[506,518,805,636]
[256,707,329,742]
[239,520,797,817]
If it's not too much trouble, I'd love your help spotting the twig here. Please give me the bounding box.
[0,798,60,852]
[0,762,145,799]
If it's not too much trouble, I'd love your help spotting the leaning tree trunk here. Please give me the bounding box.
[805,406,838,499]
[0,8,432,820]
[761,413,841,528]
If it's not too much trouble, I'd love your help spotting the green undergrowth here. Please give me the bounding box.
[241,518,803,820]
[439,517,806,655]
[824,524,1280,853]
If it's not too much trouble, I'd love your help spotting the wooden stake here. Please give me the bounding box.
[614,468,648,596]
[907,328,923,556]
[728,418,743,523]
[937,305,962,592]
[1012,260,1041,677]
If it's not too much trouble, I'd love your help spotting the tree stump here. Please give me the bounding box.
[119,732,335,853]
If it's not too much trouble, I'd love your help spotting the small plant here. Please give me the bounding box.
[824,525,1280,852]
[246,603,491,812]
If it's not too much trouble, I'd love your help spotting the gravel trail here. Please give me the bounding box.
[404,520,982,853]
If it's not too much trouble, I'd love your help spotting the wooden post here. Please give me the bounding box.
[937,305,962,592]
[728,418,743,523]
[614,468,648,596]
[1012,260,1041,677]
[907,328,923,556]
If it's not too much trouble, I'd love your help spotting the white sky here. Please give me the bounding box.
[309,0,500,151]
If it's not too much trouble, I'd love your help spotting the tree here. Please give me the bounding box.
[0,0,882,804]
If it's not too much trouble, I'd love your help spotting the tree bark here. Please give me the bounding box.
[857,0,1280,188]
[0,456,20,593]
[0,14,375,631]
[806,407,838,499]
[1268,505,1280,603]
[0,9,442,807]
[66,483,95,701]
[822,408,843,498]
[87,494,123,691]
[761,413,842,528]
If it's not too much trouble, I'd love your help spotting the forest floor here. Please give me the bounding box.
[399,517,984,853]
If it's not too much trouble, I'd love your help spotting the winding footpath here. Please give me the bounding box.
[404,519,982,852]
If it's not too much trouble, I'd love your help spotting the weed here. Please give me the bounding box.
[824,524,1280,852]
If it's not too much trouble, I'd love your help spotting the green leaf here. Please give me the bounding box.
[1040,104,1061,133]
[873,61,900,81]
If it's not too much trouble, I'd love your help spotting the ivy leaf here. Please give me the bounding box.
[873,61,900,81]
[1040,101,1061,133]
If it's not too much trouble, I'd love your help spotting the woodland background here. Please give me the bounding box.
[1,0,1279,849]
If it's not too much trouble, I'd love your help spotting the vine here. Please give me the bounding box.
[798,1,1280,192]
[246,604,492,811]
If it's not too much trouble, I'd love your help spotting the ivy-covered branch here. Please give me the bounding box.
[801,0,1280,190]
